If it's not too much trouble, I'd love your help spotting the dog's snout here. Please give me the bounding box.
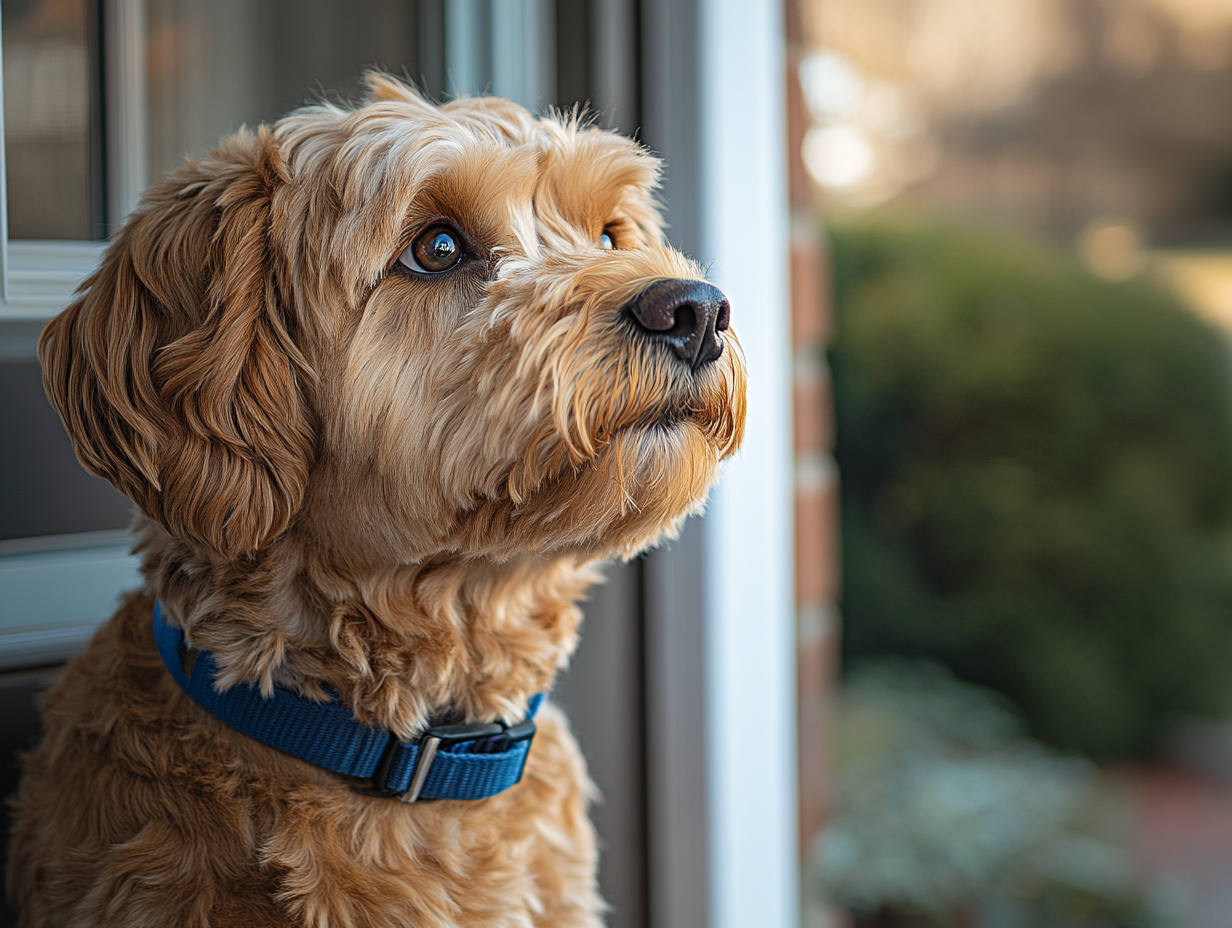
[624,279,729,369]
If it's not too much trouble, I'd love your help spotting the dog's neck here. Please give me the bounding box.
[135,519,596,739]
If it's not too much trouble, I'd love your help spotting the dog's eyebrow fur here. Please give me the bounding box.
[403,150,542,253]
[531,129,663,244]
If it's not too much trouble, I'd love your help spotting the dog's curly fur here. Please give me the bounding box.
[7,75,746,928]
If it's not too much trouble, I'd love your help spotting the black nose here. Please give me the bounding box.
[624,279,730,369]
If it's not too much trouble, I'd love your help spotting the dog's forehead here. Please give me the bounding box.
[277,95,661,288]
[379,102,651,202]
[410,108,656,216]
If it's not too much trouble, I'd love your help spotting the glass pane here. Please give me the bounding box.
[147,0,422,182]
[2,0,100,240]
[446,0,553,105]
[0,360,132,541]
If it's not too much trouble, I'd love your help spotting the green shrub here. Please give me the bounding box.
[814,660,1181,928]
[832,220,1232,757]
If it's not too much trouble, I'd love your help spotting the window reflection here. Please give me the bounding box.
[2,0,101,240]
[146,0,422,183]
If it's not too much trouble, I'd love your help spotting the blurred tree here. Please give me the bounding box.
[832,220,1232,757]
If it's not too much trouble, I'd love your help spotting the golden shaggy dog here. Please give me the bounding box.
[7,75,745,927]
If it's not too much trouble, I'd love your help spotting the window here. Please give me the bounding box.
[0,0,555,669]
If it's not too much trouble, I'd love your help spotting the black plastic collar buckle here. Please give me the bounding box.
[361,717,537,803]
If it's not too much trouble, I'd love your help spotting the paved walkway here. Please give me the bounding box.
[1127,766,1232,928]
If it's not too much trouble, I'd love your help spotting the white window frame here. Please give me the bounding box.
[641,0,798,926]
[0,0,149,669]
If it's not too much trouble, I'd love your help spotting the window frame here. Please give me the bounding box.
[0,0,147,332]
[0,0,148,669]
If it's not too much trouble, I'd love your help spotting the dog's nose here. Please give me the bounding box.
[624,279,730,369]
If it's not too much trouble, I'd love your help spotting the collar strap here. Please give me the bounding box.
[153,602,541,802]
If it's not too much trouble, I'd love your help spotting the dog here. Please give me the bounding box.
[7,74,746,928]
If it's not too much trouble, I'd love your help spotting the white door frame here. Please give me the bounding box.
[642,0,799,926]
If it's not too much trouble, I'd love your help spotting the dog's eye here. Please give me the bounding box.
[400,225,463,274]
[598,229,615,250]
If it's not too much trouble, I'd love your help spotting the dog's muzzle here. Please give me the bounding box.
[624,279,730,369]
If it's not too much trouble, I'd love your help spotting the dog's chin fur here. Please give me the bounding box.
[8,74,746,928]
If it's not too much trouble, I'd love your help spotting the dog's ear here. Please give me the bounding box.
[39,127,315,559]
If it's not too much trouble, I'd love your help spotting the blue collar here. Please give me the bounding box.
[153,602,541,802]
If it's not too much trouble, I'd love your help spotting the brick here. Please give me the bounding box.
[794,354,834,455]
[786,50,815,213]
[798,604,840,850]
[791,233,828,348]
[796,457,839,605]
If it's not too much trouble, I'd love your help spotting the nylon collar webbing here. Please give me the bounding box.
[153,601,541,802]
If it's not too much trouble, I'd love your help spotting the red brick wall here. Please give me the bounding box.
[784,0,840,867]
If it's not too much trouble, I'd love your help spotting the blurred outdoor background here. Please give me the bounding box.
[800,1,1232,926]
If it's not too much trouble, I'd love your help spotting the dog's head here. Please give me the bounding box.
[40,75,746,565]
